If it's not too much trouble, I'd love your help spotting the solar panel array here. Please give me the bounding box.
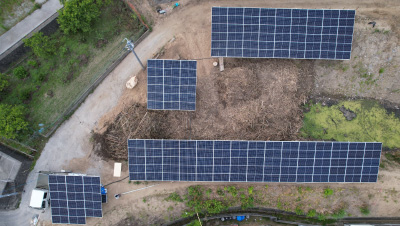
[147,59,197,111]
[49,175,103,225]
[211,7,355,60]
[128,139,381,183]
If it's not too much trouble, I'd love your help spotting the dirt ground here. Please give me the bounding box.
[33,0,400,225]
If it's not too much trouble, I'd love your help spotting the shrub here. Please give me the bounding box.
[24,32,56,59]
[19,87,33,101]
[31,69,46,82]
[323,188,334,197]
[248,186,254,195]
[13,66,28,79]
[360,206,370,215]
[331,209,347,219]
[295,206,304,215]
[0,104,29,139]
[227,186,237,197]
[27,60,38,68]
[217,189,225,196]
[57,0,102,34]
[307,209,317,218]
[0,73,9,92]
[165,192,183,202]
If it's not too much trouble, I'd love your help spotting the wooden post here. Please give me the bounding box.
[219,57,224,72]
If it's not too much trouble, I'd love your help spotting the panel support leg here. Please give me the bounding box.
[219,57,224,72]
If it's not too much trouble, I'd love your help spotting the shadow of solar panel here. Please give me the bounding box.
[211,7,355,60]
[147,59,197,111]
[128,139,381,183]
[49,175,103,224]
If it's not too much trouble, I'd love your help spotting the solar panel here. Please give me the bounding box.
[128,139,381,183]
[49,175,103,225]
[211,7,355,60]
[147,59,197,111]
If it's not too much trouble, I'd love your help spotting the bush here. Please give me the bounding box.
[27,60,38,68]
[295,206,304,215]
[165,192,183,202]
[323,188,334,197]
[0,73,9,92]
[57,0,102,34]
[13,66,28,79]
[31,69,46,82]
[331,209,347,219]
[0,104,29,139]
[19,87,33,101]
[307,209,317,218]
[360,206,370,215]
[24,32,56,59]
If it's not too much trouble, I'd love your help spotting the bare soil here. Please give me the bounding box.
[93,36,315,160]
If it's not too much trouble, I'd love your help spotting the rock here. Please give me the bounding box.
[339,105,357,121]
[126,76,138,89]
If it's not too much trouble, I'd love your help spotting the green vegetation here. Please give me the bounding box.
[295,206,304,215]
[142,198,147,203]
[13,66,28,79]
[206,188,212,197]
[301,100,400,149]
[24,32,56,59]
[57,0,103,34]
[0,73,9,92]
[307,209,317,218]
[379,68,385,74]
[1,0,145,149]
[216,189,225,196]
[187,220,202,226]
[331,209,347,219]
[248,186,254,195]
[323,188,334,197]
[385,152,400,165]
[165,192,183,202]
[0,104,29,139]
[185,186,228,215]
[360,206,370,215]
[227,186,238,197]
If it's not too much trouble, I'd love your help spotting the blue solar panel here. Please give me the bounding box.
[128,139,381,183]
[49,175,103,225]
[211,7,355,60]
[147,59,197,111]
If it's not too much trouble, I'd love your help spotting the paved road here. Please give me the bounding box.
[0,0,62,55]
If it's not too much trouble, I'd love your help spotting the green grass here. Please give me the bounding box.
[360,206,370,215]
[301,100,400,149]
[165,192,184,202]
[307,209,317,218]
[323,188,334,197]
[1,1,146,148]
[379,68,385,74]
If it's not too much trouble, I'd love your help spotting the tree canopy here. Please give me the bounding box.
[0,104,29,139]
[57,0,102,34]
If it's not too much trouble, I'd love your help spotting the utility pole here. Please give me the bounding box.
[124,38,145,70]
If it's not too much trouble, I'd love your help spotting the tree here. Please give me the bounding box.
[0,104,29,139]
[24,32,56,59]
[0,73,9,92]
[57,0,102,34]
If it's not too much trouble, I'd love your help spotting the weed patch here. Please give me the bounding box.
[301,100,400,149]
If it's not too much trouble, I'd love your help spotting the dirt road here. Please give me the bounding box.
[1,0,399,225]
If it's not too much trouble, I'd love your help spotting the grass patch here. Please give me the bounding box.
[385,152,400,165]
[323,188,334,197]
[301,100,400,149]
[360,206,370,215]
[379,68,385,74]
[165,192,184,202]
